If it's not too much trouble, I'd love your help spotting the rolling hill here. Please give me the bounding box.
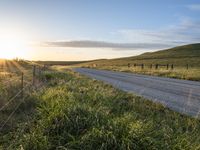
[81,43,200,67]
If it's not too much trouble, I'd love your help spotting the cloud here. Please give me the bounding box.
[42,18,200,51]
[43,40,171,50]
[116,19,200,45]
[187,4,200,11]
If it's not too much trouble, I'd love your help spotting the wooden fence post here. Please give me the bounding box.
[33,65,36,86]
[141,64,144,69]
[155,64,158,69]
[171,64,174,70]
[167,64,169,70]
[21,72,24,98]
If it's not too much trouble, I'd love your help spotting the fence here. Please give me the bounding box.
[1,64,47,94]
[127,63,191,70]
[0,64,48,132]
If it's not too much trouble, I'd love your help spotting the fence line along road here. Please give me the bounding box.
[124,63,193,70]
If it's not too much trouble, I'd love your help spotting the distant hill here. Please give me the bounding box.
[36,60,91,66]
[134,43,200,59]
[35,59,108,66]
[82,43,200,67]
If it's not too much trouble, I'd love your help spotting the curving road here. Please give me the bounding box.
[74,68,200,118]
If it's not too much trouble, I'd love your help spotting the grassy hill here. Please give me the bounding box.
[79,43,200,81]
[36,60,90,66]
[36,59,108,66]
[82,43,200,67]
[133,43,200,59]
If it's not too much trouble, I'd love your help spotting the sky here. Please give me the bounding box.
[0,0,199,60]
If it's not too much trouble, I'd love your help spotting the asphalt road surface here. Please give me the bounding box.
[74,68,200,118]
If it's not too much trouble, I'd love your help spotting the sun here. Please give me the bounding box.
[0,29,29,59]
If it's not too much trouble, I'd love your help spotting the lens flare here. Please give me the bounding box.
[0,29,29,59]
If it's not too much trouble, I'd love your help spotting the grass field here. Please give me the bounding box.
[0,60,33,106]
[88,65,200,81]
[77,43,200,81]
[0,60,47,149]
[1,68,200,149]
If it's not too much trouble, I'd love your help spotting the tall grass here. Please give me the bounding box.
[2,70,199,149]
[0,61,33,108]
[89,65,200,81]
[0,61,45,149]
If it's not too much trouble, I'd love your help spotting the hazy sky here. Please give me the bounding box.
[0,0,199,60]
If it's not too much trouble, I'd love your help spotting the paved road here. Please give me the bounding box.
[74,68,200,118]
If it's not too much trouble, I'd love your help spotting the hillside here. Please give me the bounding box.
[133,43,200,59]
[82,43,200,67]
[36,59,109,66]
[36,60,89,66]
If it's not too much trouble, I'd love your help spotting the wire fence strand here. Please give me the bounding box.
[0,64,48,134]
[0,98,25,132]
[0,83,32,111]
[0,80,46,133]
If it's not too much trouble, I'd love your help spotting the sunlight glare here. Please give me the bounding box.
[0,29,29,59]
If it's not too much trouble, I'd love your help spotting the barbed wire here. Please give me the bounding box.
[0,82,44,132]
[0,77,22,86]
[0,79,46,133]
[0,99,24,132]
[0,83,32,112]
[0,64,48,136]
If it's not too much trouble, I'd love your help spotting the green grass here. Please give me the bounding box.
[1,69,200,149]
[78,43,200,81]
[0,60,46,149]
[91,65,200,81]
[0,60,35,107]
[81,43,200,66]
